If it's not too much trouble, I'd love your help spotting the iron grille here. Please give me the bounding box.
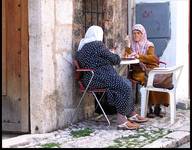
[83,0,104,33]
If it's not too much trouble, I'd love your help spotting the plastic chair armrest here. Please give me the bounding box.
[159,61,167,66]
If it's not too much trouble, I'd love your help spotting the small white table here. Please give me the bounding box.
[118,58,140,76]
[120,58,140,65]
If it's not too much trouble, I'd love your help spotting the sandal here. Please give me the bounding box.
[156,112,166,118]
[147,113,156,118]
[117,121,140,130]
[128,114,148,123]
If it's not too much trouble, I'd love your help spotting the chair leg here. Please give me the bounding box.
[71,70,94,124]
[145,90,149,116]
[95,92,106,110]
[71,90,87,124]
[140,87,149,117]
[92,92,110,126]
[169,91,176,124]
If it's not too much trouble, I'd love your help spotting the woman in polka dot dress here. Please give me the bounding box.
[76,25,148,130]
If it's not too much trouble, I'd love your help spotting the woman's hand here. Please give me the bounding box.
[109,48,116,54]
[129,52,136,58]
[135,54,139,58]
[129,52,139,58]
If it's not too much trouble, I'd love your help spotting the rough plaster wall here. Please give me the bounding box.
[104,0,128,57]
[72,0,95,121]
[113,0,128,49]
[103,0,128,77]
[29,0,129,134]
[103,0,114,49]
[55,1,95,128]
[55,0,74,129]
[29,0,44,134]
[29,0,95,134]
[41,0,57,133]
[29,0,57,134]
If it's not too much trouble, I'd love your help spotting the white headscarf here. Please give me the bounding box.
[131,24,154,54]
[77,25,103,51]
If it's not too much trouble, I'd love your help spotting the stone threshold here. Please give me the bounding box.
[2,129,190,148]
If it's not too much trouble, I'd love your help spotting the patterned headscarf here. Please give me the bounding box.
[131,24,154,54]
[77,25,103,51]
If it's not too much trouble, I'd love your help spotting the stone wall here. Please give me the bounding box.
[29,0,94,134]
[104,0,128,57]
[28,0,129,134]
[28,0,57,134]
[72,0,95,120]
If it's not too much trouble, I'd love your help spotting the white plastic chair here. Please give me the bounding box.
[140,65,183,124]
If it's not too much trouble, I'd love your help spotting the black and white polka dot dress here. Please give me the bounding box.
[76,41,134,116]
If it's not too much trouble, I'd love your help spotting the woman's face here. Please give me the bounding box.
[132,30,143,42]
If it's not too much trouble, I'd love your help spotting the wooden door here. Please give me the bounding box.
[2,0,29,133]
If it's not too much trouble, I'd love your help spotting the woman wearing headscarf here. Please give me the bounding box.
[76,25,148,130]
[123,24,170,118]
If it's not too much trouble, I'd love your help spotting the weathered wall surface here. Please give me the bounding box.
[29,0,129,133]
[29,0,94,134]
[104,0,128,56]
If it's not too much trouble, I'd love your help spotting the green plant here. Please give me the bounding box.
[108,128,172,148]
[41,142,61,148]
[70,128,93,138]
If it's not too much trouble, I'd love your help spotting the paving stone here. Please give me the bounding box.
[178,142,190,148]
[2,106,190,148]
[142,131,190,148]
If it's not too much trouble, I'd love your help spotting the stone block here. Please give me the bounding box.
[56,25,73,50]
[55,53,74,108]
[143,131,190,148]
[165,131,190,146]
[56,0,73,25]
[57,108,75,128]
[41,0,54,29]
